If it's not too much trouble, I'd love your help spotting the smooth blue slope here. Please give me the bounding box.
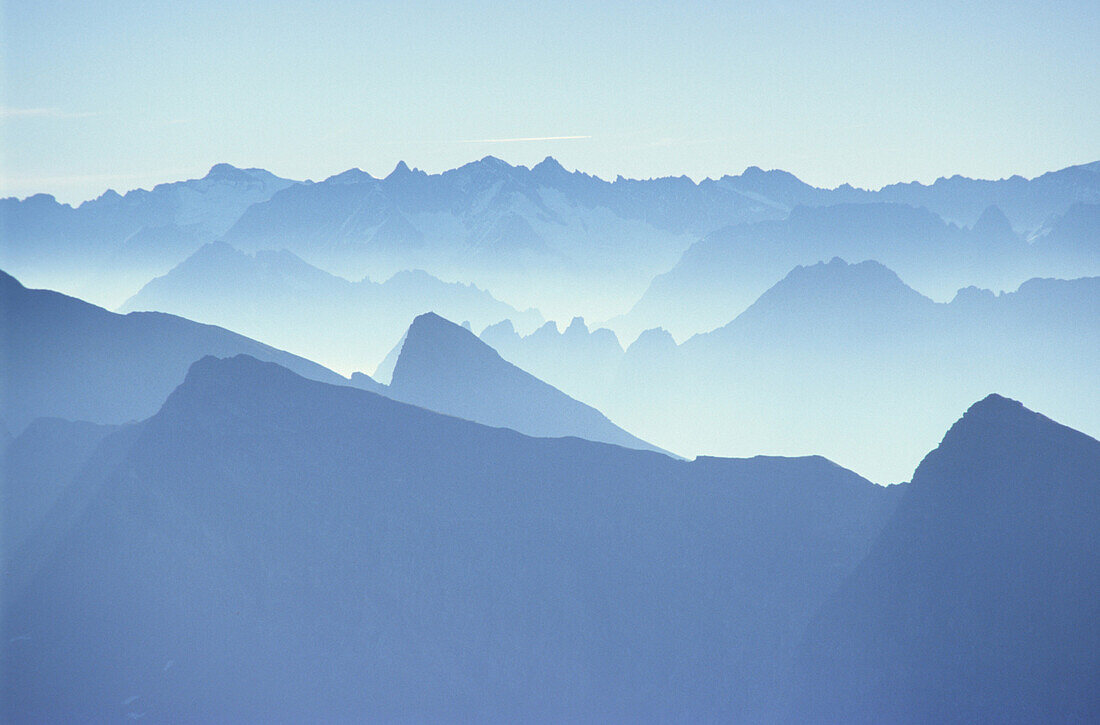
[388,312,666,454]
[3,354,897,722]
[0,270,381,432]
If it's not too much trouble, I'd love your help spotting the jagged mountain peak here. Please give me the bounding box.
[533,156,566,173]
[390,312,664,453]
[933,393,1044,450]
[385,160,426,180]
[482,318,516,336]
[478,155,510,168]
[564,316,590,335]
[910,392,1099,499]
[95,188,123,203]
[949,284,997,305]
[407,310,464,336]
[394,312,501,378]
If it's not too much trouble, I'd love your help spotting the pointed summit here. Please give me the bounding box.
[386,160,416,180]
[912,392,1092,495]
[388,313,665,452]
[796,394,1100,721]
[564,316,589,336]
[470,155,516,175]
[938,393,1053,452]
[533,156,567,174]
[972,204,1016,239]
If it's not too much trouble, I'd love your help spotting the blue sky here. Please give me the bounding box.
[2,0,1098,202]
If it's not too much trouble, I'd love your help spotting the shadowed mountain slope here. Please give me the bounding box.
[1,418,119,559]
[3,354,898,722]
[793,395,1100,722]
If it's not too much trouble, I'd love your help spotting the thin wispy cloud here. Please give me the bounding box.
[0,107,100,120]
[459,135,591,144]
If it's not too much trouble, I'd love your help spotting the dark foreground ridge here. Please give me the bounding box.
[793,392,1100,722]
[4,354,895,722]
[3,356,1095,721]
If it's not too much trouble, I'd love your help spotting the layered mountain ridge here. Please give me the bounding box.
[120,241,542,373]
[4,350,1095,720]
[387,313,663,453]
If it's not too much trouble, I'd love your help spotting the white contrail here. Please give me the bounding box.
[459,135,591,143]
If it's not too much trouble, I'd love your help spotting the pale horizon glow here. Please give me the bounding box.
[459,135,592,144]
[2,0,1098,203]
[0,106,101,119]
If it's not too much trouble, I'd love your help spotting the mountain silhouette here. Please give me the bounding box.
[120,241,542,373]
[694,257,936,346]
[3,354,897,721]
[793,394,1100,722]
[0,269,373,432]
[220,158,1099,321]
[480,316,624,408]
[0,164,296,308]
[613,202,1034,340]
[388,313,663,453]
[6,158,1098,322]
[544,259,1099,482]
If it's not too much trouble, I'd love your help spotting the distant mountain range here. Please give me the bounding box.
[612,200,1099,340]
[2,271,657,455]
[4,158,1097,321]
[480,316,625,408]
[0,164,296,307]
[119,241,543,373]
[5,154,1096,721]
[9,252,1093,483]
[4,353,1095,720]
[475,258,1099,482]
